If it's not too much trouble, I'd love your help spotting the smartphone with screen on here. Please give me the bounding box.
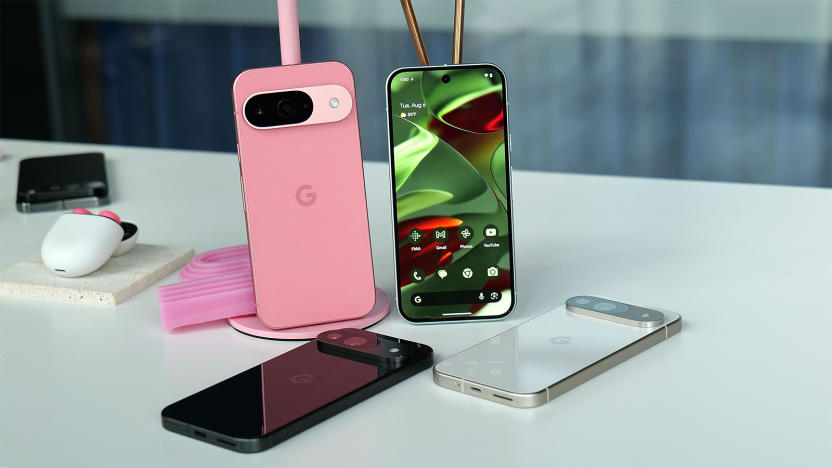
[433,297,681,408]
[162,328,432,452]
[232,62,376,329]
[386,64,516,323]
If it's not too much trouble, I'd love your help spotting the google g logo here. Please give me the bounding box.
[296,185,316,206]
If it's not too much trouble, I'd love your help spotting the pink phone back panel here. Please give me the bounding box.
[232,62,375,329]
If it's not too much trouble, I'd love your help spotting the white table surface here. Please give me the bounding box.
[0,138,830,467]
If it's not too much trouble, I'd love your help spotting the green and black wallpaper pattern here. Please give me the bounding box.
[390,66,514,320]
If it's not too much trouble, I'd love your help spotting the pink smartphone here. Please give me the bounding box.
[232,62,375,329]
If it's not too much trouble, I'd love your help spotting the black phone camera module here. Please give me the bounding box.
[441,74,451,83]
[245,90,313,128]
[316,329,419,367]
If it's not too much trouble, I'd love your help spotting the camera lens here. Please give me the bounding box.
[276,98,296,119]
[441,74,451,83]
[244,90,313,128]
[343,336,368,347]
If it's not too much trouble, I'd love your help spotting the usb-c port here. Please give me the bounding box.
[193,430,207,438]
[470,387,481,393]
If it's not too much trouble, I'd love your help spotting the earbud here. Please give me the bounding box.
[98,210,121,224]
[41,210,140,277]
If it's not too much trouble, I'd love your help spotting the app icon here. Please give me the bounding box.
[410,268,425,283]
[483,225,498,237]
[407,228,424,244]
[457,225,473,242]
[490,291,501,301]
[478,292,485,301]
[433,227,448,242]
[487,266,499,277]
[413,295,422,304]
[462,267,473,279]
[437,269,448,279]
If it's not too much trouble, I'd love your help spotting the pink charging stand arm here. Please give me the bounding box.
[277,0,301,65]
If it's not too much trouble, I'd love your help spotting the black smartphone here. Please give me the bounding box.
[386,64,516,323]
[161,329,433,453]
[16,152,109,213]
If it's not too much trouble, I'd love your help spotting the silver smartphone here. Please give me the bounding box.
[433,296,681,408]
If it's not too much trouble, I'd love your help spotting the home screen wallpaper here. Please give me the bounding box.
[389,65,513,321]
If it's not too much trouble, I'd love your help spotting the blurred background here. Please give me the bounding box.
[1,0,830,187]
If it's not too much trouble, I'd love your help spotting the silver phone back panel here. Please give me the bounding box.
[434,305,681,407]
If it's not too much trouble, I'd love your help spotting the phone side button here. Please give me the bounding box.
[239,175,247,217]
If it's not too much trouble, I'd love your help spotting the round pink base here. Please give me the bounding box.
[227,287,390,340]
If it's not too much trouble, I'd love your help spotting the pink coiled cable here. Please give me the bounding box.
[158,245,256,330]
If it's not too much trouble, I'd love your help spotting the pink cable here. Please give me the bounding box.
[158,244,257,330]
[277,0,301,65]
[178,245,251,281]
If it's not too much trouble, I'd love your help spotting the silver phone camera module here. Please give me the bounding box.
[565,296,664,328]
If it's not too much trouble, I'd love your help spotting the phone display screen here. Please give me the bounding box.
[387,64,514,322]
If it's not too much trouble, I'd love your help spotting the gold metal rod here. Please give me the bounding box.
[400,0,430,65]
[452,0,465,64]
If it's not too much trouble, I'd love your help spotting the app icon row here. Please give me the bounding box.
[406,225,498,244]
[411,289,502,306]
[410,265,500,283]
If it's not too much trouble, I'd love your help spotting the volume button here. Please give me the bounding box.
[241,175,248,219]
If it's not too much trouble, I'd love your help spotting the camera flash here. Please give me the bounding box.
[329,98,339,108]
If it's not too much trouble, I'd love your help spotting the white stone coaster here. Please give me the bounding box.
[0,244,194,305]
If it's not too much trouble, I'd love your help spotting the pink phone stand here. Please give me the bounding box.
[157,1,390,339]
[227,288,389,340]
[157,245,389,340]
